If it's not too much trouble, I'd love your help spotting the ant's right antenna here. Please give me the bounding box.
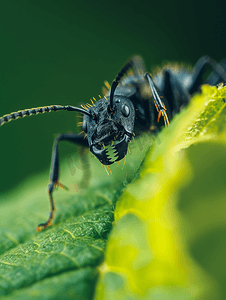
[0,105,91,126]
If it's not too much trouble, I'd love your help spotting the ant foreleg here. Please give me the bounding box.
[36,133,88,231]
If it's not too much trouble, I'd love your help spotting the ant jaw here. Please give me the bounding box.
[90,134,131,165]
[112,134,130,162]
[90,145,114,165]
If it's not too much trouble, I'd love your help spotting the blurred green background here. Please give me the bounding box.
[0,0,226,194]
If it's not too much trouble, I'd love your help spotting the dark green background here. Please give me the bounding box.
[0,0,225,194]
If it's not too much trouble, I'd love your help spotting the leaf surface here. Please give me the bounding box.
[0,131,150,299]
[95,85,226,300]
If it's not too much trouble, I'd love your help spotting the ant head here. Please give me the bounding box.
[83,96,135,165]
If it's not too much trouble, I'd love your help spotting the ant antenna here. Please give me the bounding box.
[109,60,134,110]
[145,73,169,126]
[0,105,91,126]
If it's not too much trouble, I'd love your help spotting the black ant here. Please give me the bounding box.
[1,56,226,231]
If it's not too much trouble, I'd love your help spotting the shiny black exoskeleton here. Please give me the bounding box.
[1,55,226,230]
[85,96,135,165]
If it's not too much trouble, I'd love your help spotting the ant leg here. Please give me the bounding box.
[37,133,88,231]
[188,56,226,95]
[206,59,226,85]
[162,69,190,115]
[145,73,170,126]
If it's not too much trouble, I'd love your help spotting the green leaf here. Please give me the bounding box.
[95,85,226,299]
[2,84,226,299]
[0,131,151,299]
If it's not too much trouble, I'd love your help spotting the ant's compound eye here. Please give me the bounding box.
[122,104,130,117]
[82,119,88,133]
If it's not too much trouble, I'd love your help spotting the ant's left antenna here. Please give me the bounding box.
[0,105,91,126]
[109,60,134,110]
